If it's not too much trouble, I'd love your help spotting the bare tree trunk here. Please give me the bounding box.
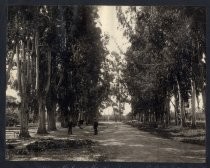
[19,41,30,138]
[6,46,16,86]
[177,80,185,127]
[191,80,196,128]
[31,35,38,122]
[174,97,178,125]
[138,113,140,121]
[33,31,39,122]
[37,93,48,134]
[46,48,56,131]
[196,92,200,110]
[47,103,57,131]
[149,111,152,123]
[45,48,51,93]
[165,93,170,127]
[26,39,30,83]
[60,109,66,127]
[16,44,22,93]
[36,32,47,134]
[19,100,30,138]
[201,85,206,128]
[143,112,145,123]
[180,98,186,127]
[26,39,31,119]
[118,101,121,122]
[174,85,179,125]
[202,86,206,112]
[35,31,39,91]
[31,35,35,88]
[37,96,47,134]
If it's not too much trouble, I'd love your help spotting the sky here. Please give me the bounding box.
[97,6,132,116]
[97,6,130,53]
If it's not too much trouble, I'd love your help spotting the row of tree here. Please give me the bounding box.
[117,6,206,128]
[7,6,110,138]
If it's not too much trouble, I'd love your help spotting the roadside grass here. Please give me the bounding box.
[125,120,206,146]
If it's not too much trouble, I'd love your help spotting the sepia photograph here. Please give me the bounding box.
[6,5,206,162]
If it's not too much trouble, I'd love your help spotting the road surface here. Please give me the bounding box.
[6,121,206,162]
[92,122,205,162]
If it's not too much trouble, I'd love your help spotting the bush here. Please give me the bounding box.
[6,108,20,127]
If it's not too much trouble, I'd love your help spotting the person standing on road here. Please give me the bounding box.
[93,118,98,135]
[68,118,73,135]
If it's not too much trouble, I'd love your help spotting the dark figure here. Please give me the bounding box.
[68,120,73,135]
[78,119,84,129]
[93,119,98,135]
[177,113,181,125]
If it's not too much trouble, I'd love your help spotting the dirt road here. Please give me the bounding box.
[92,121,206,163]
[6,121,206,162]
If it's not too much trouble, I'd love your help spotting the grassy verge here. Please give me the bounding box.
[6,138,106,161]
[126,121,205,146]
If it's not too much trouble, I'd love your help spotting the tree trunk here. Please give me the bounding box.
[19,95,30,138]
[174,90,179,125]
[6,46,16,86]
[176,78,185,127]
[26,39,31,118]
[33,31,40,123]
[196,92,200,110]
[138,113,141,121]
[31,36,36,89]
[31,35,38,122]
[45,48,56,131]
[26,39,30,83]
[142,113,145,123]
[19,100,30,138]
[36,31,47,134]
[180,98,185,127]
[60,102,69,128]
[202,86,206,112]
[149,111,151,123]
[201,85,206,128]
[155,111,158,123]
[45,48,51,93]
[33,102,39,123]
[165,93,170,127]
[191,80,196,128]
[19,41,30,138]
[60,109,66,127]
[35,31,39,91]
[47,103,57,131]
[16,44,22,93]
[37,96,48,134]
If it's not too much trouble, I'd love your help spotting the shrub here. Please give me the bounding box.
[6,108,20,126]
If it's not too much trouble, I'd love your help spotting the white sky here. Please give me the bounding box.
[97,6,130,53]
[97,6,132,116]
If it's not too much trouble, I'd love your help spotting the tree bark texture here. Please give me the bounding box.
[191,80,196,128]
